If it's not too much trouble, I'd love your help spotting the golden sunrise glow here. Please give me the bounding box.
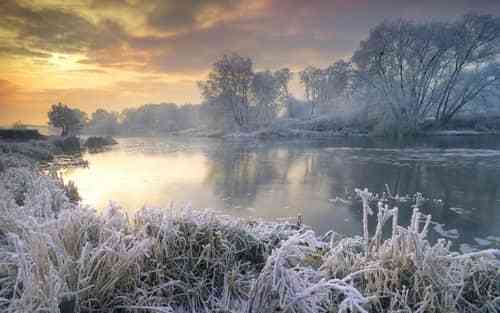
[47,53,81,71]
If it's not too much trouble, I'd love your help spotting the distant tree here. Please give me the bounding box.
[120,105,161,134]
[48,103,87,136]
[352,14,500,131]
[300,61,354,116]
[198,100,225,130]
[198,53,254,129]
[251,71,283,123]
[12,121,27,129]
[323,60,353,105]
[299,66,321,115]
[118,103,201,135]
[285,96,310,118]
[177,104,199,129]
[88,109,120,135]
[274,68,293,116]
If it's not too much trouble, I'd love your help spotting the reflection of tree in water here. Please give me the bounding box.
[203,140,500,242]
[205,143,274,209]
[204,142,307,211]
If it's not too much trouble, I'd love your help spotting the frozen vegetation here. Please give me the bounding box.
[83,136,118,152]
[224,114,373,140]
[0,142,499,313]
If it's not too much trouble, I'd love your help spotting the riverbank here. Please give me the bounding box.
[0,129,118,158]
[220,127,500,141]
[1,140,499,312]
[168,114,500,141]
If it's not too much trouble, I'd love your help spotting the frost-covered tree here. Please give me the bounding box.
[274,68,293,115]
[323,60,353,105]
[352,14,500,130]
[251,70,285,123]
[199,55,291,130]
[120,103,181,134]
[198,53,254,129]
[299,66,322,115]
[88,109,120,135]
[48,103,87,136]
[251,71,280,122]
[300,61,353,116]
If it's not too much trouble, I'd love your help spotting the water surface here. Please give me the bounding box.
[62,136,500,252]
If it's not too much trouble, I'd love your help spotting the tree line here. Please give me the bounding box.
[199,13,500,135]
[47,102,203,136]
[48,13,500,137]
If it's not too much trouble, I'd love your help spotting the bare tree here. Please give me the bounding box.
[251,71,281,123]
[434,15,500,124]
[300,61,353,116]
[323,60,353,106]
[274,68,293,116]
[352,14,500,130]
[250,69,292,123]
[299,66,322,115]
[198,53,254,130]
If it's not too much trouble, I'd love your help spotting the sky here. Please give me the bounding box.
[1,0,500,125]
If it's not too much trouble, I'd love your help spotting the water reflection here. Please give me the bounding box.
[62,136,500,250]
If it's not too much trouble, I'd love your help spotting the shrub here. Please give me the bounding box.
[53,136,82,154]
[84,136,117,152]
[0,129,45,141]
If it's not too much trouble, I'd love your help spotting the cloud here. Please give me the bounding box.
[5,0,498,76]
[0,0,127,54]
[2,0,500,125]
[89,0,132,10]
[66,68,108,74]
[3,0,500,70]
[0,45,50,58]
[145,0,246,32]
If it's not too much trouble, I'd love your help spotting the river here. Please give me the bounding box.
[61,135,500,253]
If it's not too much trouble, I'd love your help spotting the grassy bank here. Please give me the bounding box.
[0,143,499,313]
[188,114,500,141]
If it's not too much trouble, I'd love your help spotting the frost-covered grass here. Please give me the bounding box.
[0,140,55,162]
[0,150,499,312]
[225,115,374,140]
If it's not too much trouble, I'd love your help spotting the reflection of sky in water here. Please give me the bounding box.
[63,151,212,209]
[62,136,500,252]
